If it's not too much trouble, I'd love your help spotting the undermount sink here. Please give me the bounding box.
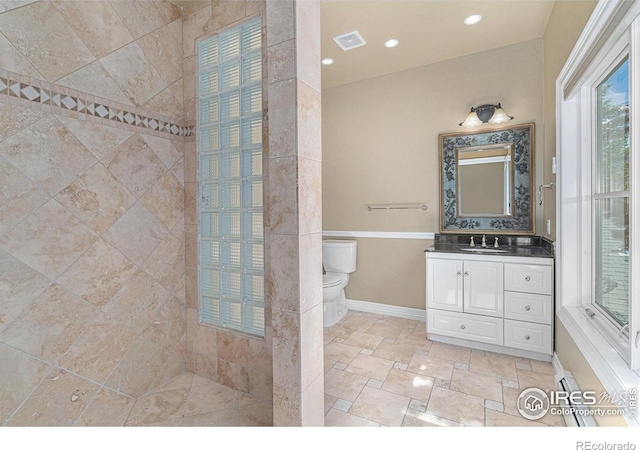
[460,247,508,253]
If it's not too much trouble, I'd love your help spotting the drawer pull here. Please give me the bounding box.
[525,305,531,311]
[525,276,531,282]
[460,324,466,330]
[525,335,531,340]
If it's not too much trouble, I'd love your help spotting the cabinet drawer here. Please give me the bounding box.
[504,319,552,355]
[504,263,552,295]
[428,309,503,345]
[504,291,553,325]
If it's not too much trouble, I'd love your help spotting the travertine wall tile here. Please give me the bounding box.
[216,330,250,367]
[52,1,135,59]
[183,5,212,57]
[55,163,137,235]
[56,240,138,309]
[140,171,184,230]
[0,250,51,333]
[0,156,49,238]
[100,42,166,107]
[109,0,167,40]
[58,313,137,384]
[56,61,134,106]
[0,33,43,79]
[268,233,300,313]
[0,0,188,425]
[105,334,169,397]
[0,115,97,197]
[0,200,98,279]
[0,2,95,81]
[107,134,166,198]
[0,284,98,362]
[138,25,183,87]
[103,203,168,266]
[211,0,247,32]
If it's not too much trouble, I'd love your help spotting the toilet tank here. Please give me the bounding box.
[322,239,357,273]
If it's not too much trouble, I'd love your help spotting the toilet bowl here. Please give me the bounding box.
[322,240,357,327]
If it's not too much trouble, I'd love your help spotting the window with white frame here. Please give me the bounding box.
[197,17,265,337]
[557,0,640,426]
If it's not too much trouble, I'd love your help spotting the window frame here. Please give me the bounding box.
[556,0,640,426]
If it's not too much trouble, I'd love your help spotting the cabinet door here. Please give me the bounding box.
[463,260,504,317]
[427,257,463,312]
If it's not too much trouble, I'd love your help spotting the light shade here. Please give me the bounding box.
[488,106,512,125]
[460,110,483,128]
[321,58,334,65]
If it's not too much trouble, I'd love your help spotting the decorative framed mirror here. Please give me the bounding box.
[439,122,535,234]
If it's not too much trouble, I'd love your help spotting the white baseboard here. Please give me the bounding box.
[346,298,426,322]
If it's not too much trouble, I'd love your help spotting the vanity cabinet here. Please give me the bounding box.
[427,258,503,317]
[426,251,554,360]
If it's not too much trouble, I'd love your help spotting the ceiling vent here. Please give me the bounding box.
[333,31,366,51]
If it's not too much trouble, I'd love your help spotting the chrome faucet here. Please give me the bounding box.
[481,235,487,248]
[470,236,475,247]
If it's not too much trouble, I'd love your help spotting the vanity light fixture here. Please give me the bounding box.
[384,38,400,48]
[321,58,335,65]
[459,103,513,128]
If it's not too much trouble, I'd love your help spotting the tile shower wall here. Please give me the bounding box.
[0,0,187,425]
[182,0,275,409]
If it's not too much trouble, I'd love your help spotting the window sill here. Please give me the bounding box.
[557,306,639,426]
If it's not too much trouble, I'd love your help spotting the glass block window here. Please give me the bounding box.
[198,17,264,337]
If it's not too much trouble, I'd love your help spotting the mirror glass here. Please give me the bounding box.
[457,144,513,217]
[439,123,535,235]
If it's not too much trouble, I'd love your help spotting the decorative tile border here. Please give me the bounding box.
[0,70,194,141]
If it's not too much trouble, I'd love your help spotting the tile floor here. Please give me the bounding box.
[322,310,565,427]
[132,310,564,427]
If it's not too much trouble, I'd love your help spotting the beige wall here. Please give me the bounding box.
[323,38,544,309]
[542,0,625,427]
[542,0,598,241]
[0,0,186,425]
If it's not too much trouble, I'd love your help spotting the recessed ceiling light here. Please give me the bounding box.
[321,58,334,65]
[384,39,400,48]
[464,14,482,25]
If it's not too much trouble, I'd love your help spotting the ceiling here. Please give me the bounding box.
[320,0,555,88]
[172,0,556,89]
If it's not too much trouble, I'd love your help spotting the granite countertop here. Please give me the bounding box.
[425,234,555,258]
[424,243,554,258]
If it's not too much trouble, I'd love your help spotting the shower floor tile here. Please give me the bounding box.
[120,373,271,426]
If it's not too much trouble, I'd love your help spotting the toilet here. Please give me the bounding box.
[322,239,357,327]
